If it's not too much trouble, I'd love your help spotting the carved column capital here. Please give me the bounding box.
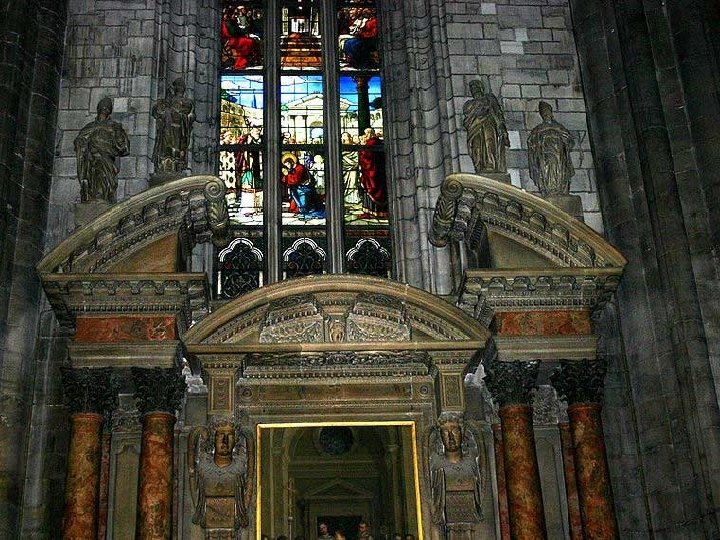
[482,359,539,407]
[61,367,117,415]
[551,359,606,404]
[131,367,186,415]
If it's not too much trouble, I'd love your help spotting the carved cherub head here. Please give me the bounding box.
[438,413,464,456]
[214,422,235,464]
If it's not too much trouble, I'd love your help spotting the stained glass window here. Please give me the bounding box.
[217,0,391,296]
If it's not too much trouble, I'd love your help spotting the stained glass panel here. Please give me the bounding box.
[338,4,380,70]
[280,75,324,144]
[222,1,264,72]
[280,149,326,225]
[281,0,322,69]
[220,75,264,224]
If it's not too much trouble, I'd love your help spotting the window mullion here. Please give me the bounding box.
[321,0,344,274]
[264,0,282,284]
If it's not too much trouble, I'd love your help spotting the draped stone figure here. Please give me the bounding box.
[430,413,483,540]
[188,419,253,539]
[152,77,196,175]
[74,97,129,203]
[528,101,575,196]
[462,79,509,174]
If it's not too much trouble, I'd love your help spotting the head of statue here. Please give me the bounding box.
[538,101,554,122]
[319,523,328,534]
[438,413,463,454]
[171,77,186,96]
[96,98,113,119]
[214,422,235,462]
[469,79,486,98]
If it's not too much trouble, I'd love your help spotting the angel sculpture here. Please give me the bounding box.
[188,419,253,538]
[429,413,483,539]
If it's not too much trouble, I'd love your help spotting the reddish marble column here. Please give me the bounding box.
[559,422,583,540]
[499,404,547,540]
[132,366,185,540]
[492,423,511,540]
[136,412,176,540]
[63,413,103,540]
[97,430,112,540]
[568,403,618,539]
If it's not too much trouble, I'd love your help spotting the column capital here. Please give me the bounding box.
[551,359,606,405]
[61,367,117,415]
[132,367,186,415]
[483,359,539,407]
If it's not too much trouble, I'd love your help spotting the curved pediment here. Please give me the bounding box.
[430,173,626,269]
[37,175,228,275]
[183,275,490,352]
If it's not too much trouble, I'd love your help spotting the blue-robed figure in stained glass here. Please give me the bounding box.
[281,153,325,219]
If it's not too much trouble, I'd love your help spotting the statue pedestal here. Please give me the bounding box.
[149,171,186,188]
[481,172,512,185]
[75,201,111,227]
[543,194,584,221]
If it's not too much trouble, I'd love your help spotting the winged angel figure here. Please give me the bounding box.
[429,413,483,540]
[188,420,254,537]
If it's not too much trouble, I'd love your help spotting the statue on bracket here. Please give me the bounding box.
[74,97,129,204]
[188,417,253,539]
[152,77,196,181]
[463,77,510,179]
[429,413,483,539]
[528,101,575,196]
[527,101,584,220]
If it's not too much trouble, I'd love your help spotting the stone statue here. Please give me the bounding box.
[528,101,575,196]
[74,97,129,203]
[152,77,196,175]
[188,419,252,538]
[462,78,509,174]
[430,413,482,539]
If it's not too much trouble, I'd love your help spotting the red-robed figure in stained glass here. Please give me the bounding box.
[222,5,262,70]
[358,128,388,219]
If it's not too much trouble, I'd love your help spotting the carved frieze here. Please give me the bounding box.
[41,273,209,330]
[459,269,623,327]
[243,351,433,380]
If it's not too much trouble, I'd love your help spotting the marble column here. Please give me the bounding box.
[60,368,116,540]
[132,367,186,540]
[552,360,618,539]
[483,359,547,540]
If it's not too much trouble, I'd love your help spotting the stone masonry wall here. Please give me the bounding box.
[45,0,219,251]
[445,0,602,231]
